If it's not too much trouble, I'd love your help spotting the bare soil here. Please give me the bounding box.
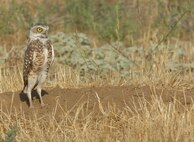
[0,85,194,118]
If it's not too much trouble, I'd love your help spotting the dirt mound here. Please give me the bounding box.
[0,85,194,117]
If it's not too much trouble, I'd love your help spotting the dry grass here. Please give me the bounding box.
[0,63,124,93]
[1,87,194,141]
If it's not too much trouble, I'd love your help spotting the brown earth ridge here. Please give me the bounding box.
[0,85,193,118]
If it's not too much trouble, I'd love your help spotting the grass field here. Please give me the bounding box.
[1,0,194,141]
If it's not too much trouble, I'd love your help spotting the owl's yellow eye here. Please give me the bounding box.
[36,27,43,33]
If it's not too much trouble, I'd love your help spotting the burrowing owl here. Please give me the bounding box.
[23,24,54,108]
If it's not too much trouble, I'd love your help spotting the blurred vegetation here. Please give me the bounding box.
[0,0,194,80]
[0,0,194,45]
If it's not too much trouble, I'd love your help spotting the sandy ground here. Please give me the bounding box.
[0,85,194,117]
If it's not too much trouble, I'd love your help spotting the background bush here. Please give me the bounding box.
[0,0,194,45]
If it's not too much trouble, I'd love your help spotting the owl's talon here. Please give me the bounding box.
[41,103,46,107]
[29,105,34,109]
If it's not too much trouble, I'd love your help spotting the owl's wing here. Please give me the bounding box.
[46,40,54,66]
[23,45,33,88]
[51,45,55,64]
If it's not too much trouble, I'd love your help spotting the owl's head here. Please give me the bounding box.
[29,25,49,39]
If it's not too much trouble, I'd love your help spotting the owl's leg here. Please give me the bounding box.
[27,75,37,108]
[37,85,45,107]
[37,73,47,107]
